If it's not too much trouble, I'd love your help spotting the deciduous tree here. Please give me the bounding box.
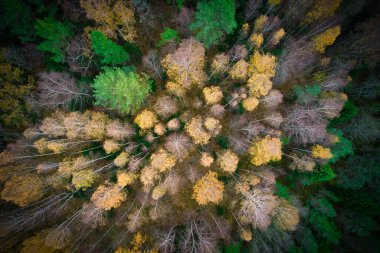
[92,67,152,114]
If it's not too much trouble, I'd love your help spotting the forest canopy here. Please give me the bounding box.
[0,0,380,252]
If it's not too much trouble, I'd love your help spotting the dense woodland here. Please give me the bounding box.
[0,0,379,252]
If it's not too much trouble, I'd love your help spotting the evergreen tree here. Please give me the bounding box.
[34,18,73,63]
[190,0,237,48]
[91,30,129,65]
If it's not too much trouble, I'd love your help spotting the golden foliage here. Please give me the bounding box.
[313,26,341,53]
[150,148,176,172]
[0,63,34,128]
[211,53,230,73]
[249,136,282,166]
[47,141,66,153]
[247,74,273,97]
[58,158,75,175]
[162,38,206,92]
[305,0,341,23]
[114,152,129,168]
[204,117,222,136]
[134,110,158,130]
[235,173,261,196]
[192,171,224,205]
[242,97,259,111]
[203,86,223,105]
[167,118,180,130]
[115,232,158,253]
[117,171,137,187]
[34,138,49,154]
[229,59,249,81]
[272,28,286,45]
[152,184,166,200]
[20,230,55,253]
[217,149,239,173]
[72,169,97,190]
[166,81,186,97]
[249,33,264,48]
[246,50,276,98]
[140,166,159,191]
[240,228,252,241]
[185,116,211,145]
[85,111,110,140]
[248,50,276,77]
[268,0,281,6]
[1,174,43,207]
[154,123,166,136]
[64,111,89,139]
[91,185,126,210]
[273,199,300,231]
[311,144,333,159]
[103,139,120,154]
[80,0,137,42]
[254,16,268,32]
[200,152,214,167]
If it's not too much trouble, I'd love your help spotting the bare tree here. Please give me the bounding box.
[178,219,219,253]
[34,72,91,110]
[66,35,96,76]
[238,188,279,229]
[142,50,163,80]
[283,105,328,144]
[156,227,176,253]
[243,0,263,21]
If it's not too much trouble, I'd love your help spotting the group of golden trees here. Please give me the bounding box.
[0,0,361,252]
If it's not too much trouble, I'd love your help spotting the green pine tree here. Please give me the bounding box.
[190,0,237,48]
[34,18,73,63]
[91,31,130,66]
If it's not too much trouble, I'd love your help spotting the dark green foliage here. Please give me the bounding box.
[0,0,33,42]
[0,0,57,42]
[222,242,242,253]
[91,31,129,65]
[176,0,185,9]
[293,84,321,104]
[328,128,354,163]
[337,154,380,190]
[309,209,341,245]
[341,211,378,237]
[216,135,229,149]
[92,67,151,114]
[34,18,73,63]
[301,165,336,186]
[310,196,336,218]
[275,182,290,200]
[157,28,179,47]
[124,42,142,60]
[329,100,358,126]
[190,0,237,48]
[298,228,319,253]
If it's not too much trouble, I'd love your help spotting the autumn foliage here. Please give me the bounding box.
[0,0,374,252]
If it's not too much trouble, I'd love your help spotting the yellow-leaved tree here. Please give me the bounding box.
[80,0,137,42]
[162,38,207,96]
[193,171,224,205]
[249,136,282,166]
[313,26,341,53]
[247,50,277,97]
[305,0,342,24]
[1,174,43,207]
